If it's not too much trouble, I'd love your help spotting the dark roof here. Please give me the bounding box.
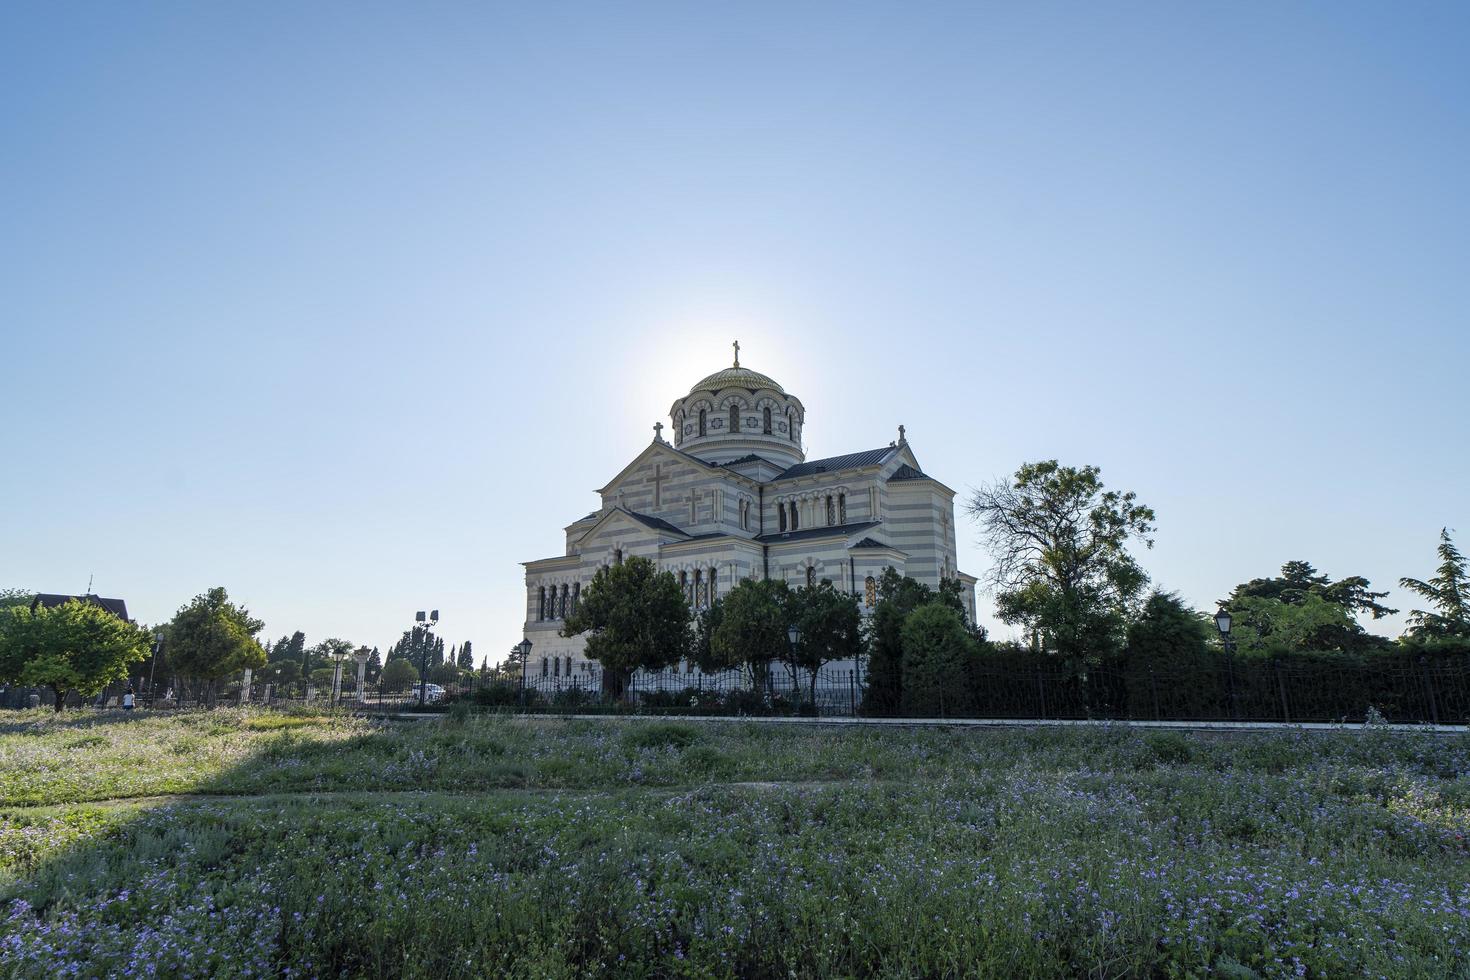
[850,537,896,549]
[775,447,896,480]
[888,463,931,481]
[31,593,130,621]
[755,520,879,545]
[624,510,690,537]
[719,454,771,467]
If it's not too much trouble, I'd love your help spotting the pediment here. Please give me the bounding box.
[596,441,713,497]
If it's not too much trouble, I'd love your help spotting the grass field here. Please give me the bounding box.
[1,709,1468,978]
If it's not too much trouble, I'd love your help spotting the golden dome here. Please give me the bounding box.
[688,365,785,395]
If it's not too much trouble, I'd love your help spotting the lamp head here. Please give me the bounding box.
[1214,606,1232,636]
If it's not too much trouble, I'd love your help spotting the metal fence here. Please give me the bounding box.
[7,652,1468,724]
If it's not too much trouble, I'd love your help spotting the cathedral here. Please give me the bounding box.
[521,344,976,687]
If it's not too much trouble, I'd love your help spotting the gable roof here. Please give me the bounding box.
[850,537,893,549]
[775,447,896,481]
[755,520,880,545]
[31,594,131,621]
[887,463,930,481]
[624,510,689,537]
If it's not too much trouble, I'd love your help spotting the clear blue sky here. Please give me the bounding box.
[3,2,1466,658]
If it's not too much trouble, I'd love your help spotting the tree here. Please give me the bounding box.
[967,460,1155,664]
[1227,561,1396,651]
[1233,560,1396,619]
[1,588,34,610]
[1400,529,1470,640]
[311,637,355,676]
[862,568,973,715]
[0,599,153,711]
[1230,594,1357,656]
[457,641,474,670]
[1127,591,1211,664]
[708,578,792,689]
[692,600,725,673]
[270,631,306,664]
[381,658,418,692]
[560,556,690,696]
[899,602,978,717]
[789,581,862,708]
[164,587,267,705]
[366,647,382,681]
[259,659,301,688]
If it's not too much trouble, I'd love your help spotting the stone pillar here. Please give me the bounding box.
[354,650,371,703]
[331,662,343,704]
[240,668,253,705]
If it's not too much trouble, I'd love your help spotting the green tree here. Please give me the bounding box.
[164,587,267,705]
[967,460,1155,664]
[789,581,862,708]
[366,647,382,681]
[899,602,978,717]
[861,568,970,715]
[269,631,306,664]
[691,600,725,672]
[0,588,34,610]
[260,659,301,689]
[708,578,792,689]
[381,658,418,692]
[311,637,354,676]
[0,599,153,711]
[1127,591,1211,664]
[457,641,474,670]
[560,556,690,696]
[1230,560,1396,620]
[1400,528,1470,639]
[1230,594,1357,655]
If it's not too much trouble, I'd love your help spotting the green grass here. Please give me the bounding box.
[1,709,1469,977]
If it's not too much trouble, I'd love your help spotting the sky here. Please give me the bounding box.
[3,2,1467,660]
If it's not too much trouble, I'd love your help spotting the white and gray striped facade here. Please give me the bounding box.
[520,356,977,687]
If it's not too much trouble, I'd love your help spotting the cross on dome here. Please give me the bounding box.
[732,339,740,367]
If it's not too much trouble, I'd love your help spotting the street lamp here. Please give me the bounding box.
[515,639,533,702]
[1214,606,1232,638]
[786,625,801,705]
[415,609,439,708]
[148,632,164,703]
[1215,605,1238,719]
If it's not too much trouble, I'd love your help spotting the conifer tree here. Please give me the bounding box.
[1400,528,1470,639]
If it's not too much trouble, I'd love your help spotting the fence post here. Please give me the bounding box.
[1148,662,1161,721]
[848,669,856,718]
[1274,658,1291,724]
[1420,656,1441,726]
[1036,666,1048,720]
[1225,648,1238,720]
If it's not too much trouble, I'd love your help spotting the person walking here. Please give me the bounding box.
[122,685,136,712]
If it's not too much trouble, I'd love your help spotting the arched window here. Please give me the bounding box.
[839,493,847,524]
[614,549,623,566]
[560,584,569,618]
[709,567,717,602]
[806,566,816,588]
[729,404,740,431]
[680,570,689,604]
[763,407,772,434]
[694,569,703,608]
[826,495,834,526]
[787,409,793,440]
[541,657,548,678]
[538,586,546,621]
[865,576,877,608]
[553,656,560,678]
[778,505,786,532]
[790,502,799,530]
[572,582,580,614]
[698,409,707,436]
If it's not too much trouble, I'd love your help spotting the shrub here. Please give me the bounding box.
[622,722,701,751]
[900,603,977,717]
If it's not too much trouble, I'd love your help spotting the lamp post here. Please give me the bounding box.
[148,632,164,705]
[1215,605,1237,719]
[416,609,439,708]
[515,639,532,704]
[786,624,801,708]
